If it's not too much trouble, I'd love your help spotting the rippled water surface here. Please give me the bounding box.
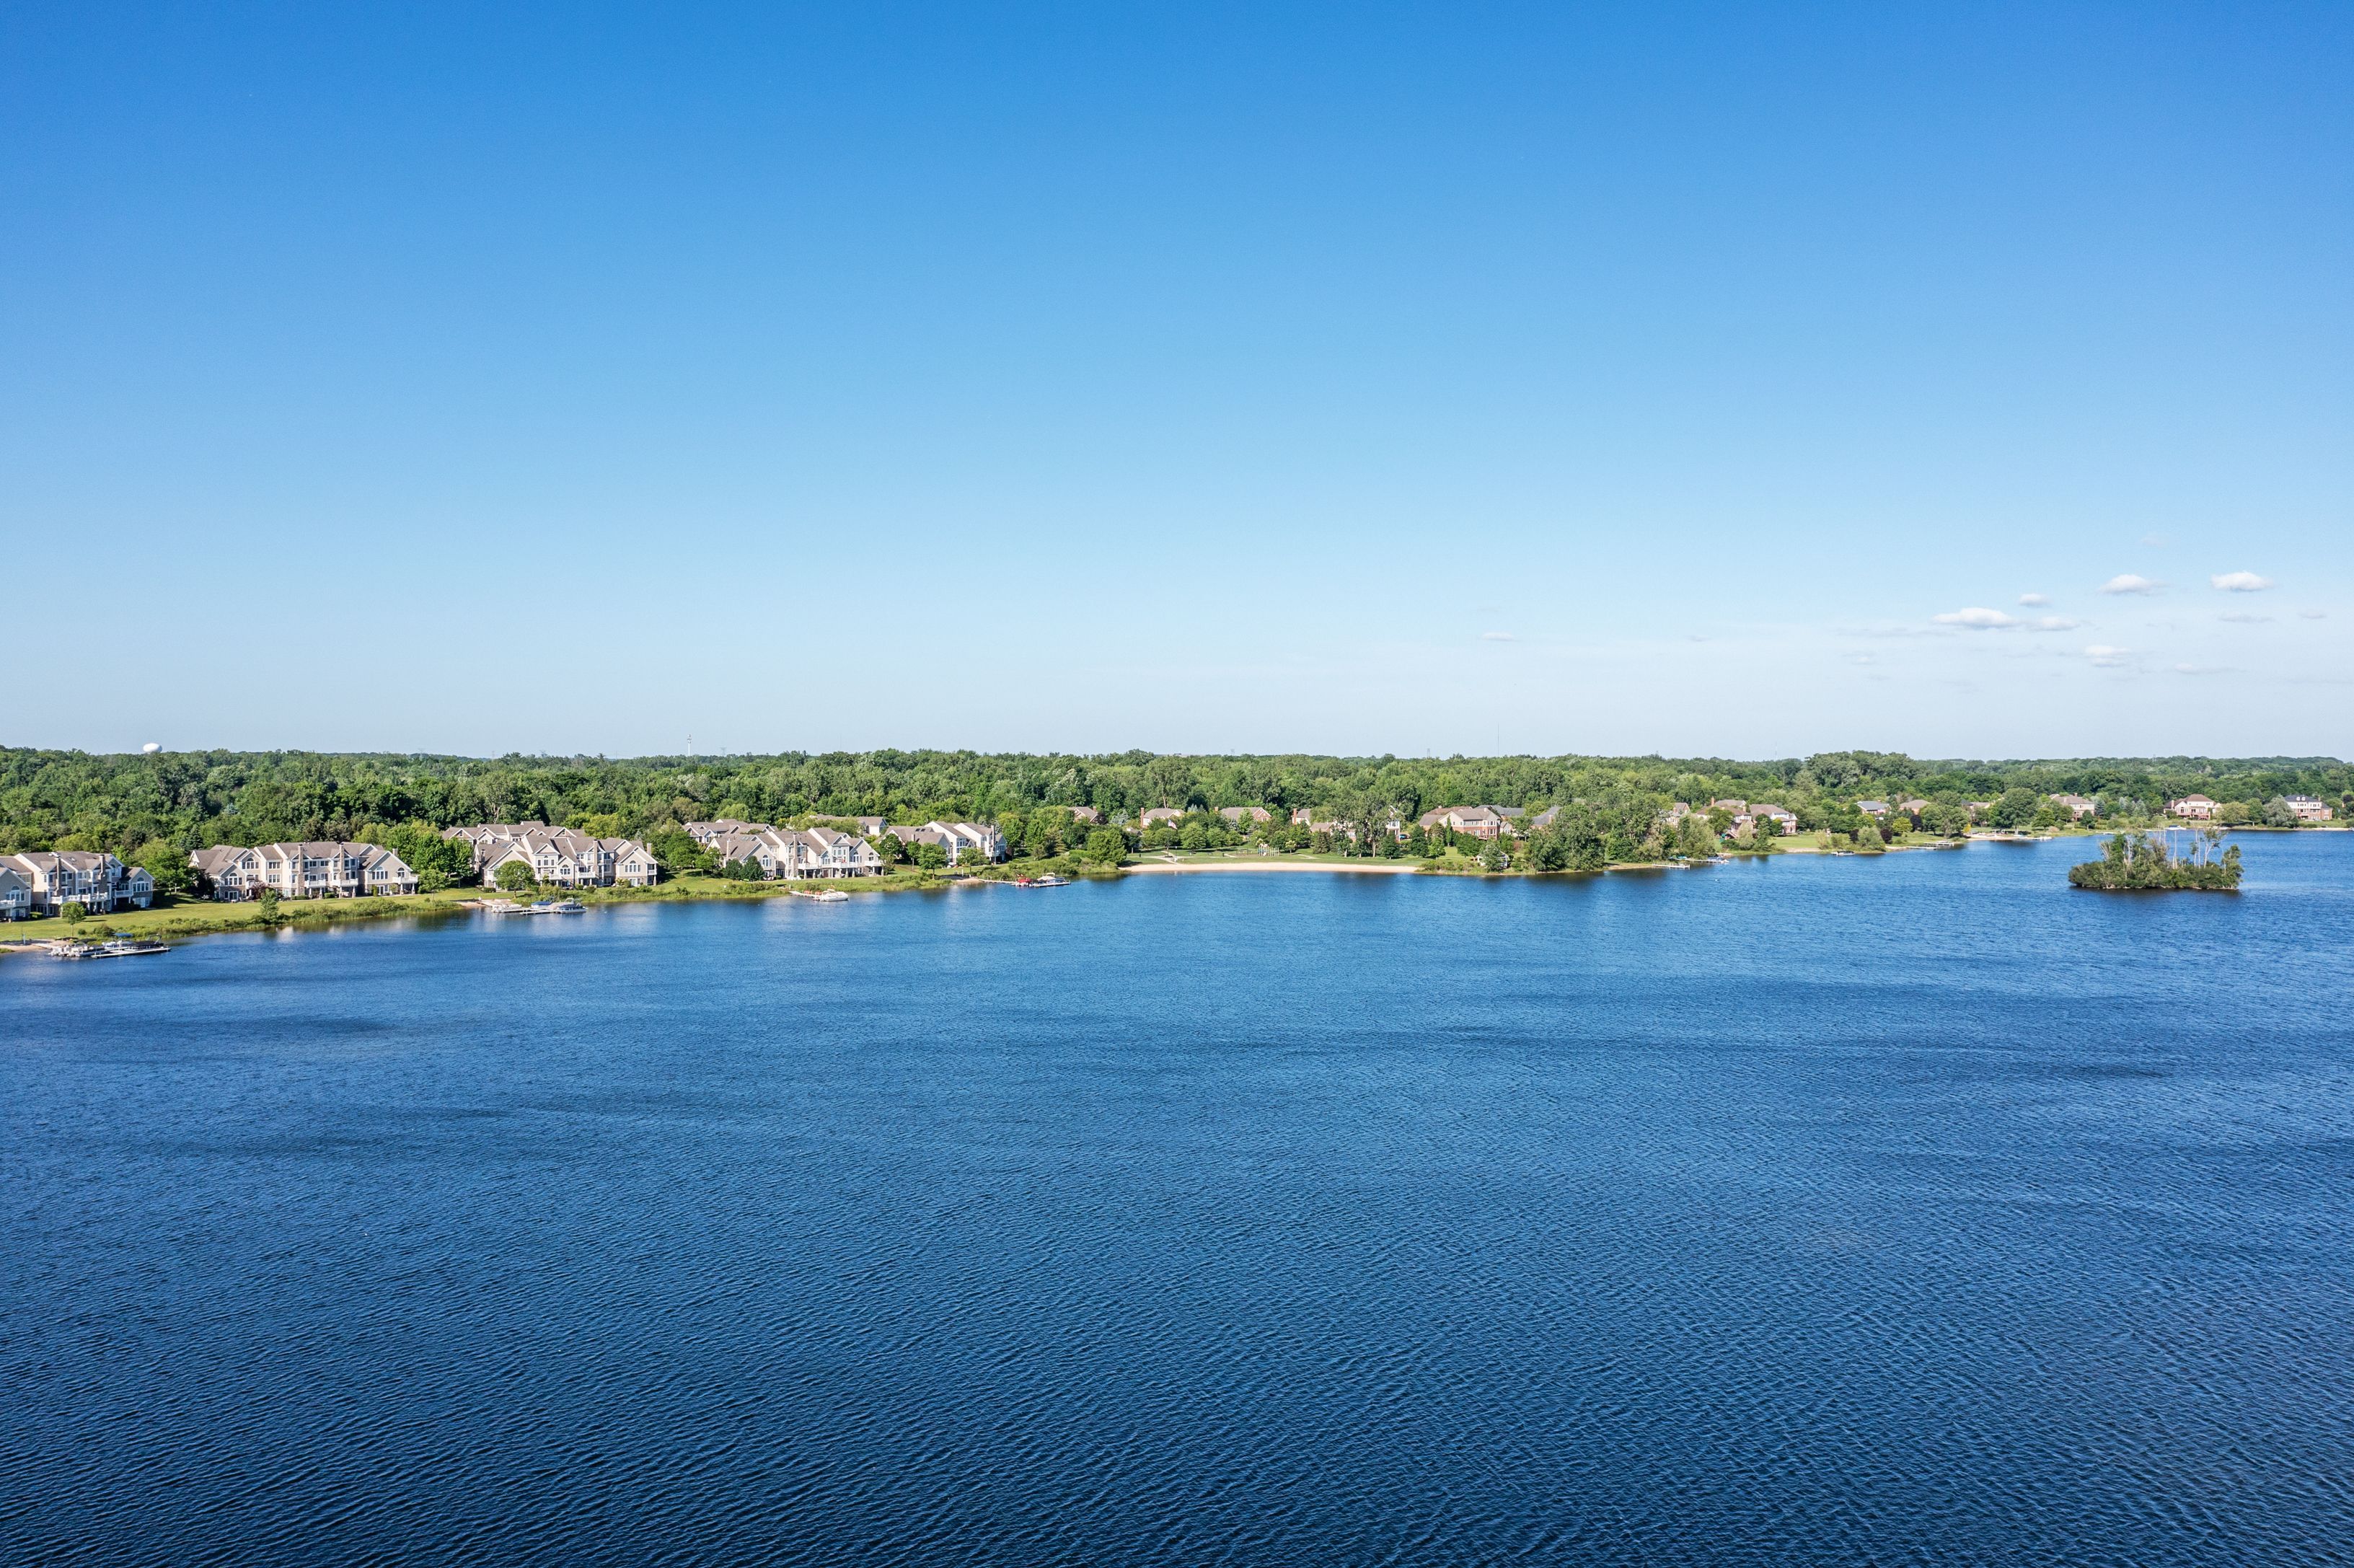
[6,836,2354,1565]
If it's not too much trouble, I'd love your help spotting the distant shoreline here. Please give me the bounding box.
[4,828,2337,960]
[1124,858,1421,875]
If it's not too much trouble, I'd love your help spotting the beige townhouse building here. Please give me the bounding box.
[190,842,419,900]
[0,851,155,915]
[706,824,886,879]
[454,824,659,888]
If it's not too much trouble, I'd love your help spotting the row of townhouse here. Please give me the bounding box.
[685,819,889,878]
[684,816,1004,871]
[190,842,420,901]
[443,823,659,887]
[0,851,155,918]
[886,821,1007,865]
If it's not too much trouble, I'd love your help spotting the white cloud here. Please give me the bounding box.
[1479,630,1515,642]
[1846,651,1874,665]
[2029,616,2081,632]
[2100,574,2163,596]
[2173,663,2226,676]
[2298,608,2328,620]
[2210,571,2274,592]
[2217,612,2271,625]
[2084,644,2130,667]
[2018,593,2050,607]
[1934,607,2021,630]
[2141,532,2171,547]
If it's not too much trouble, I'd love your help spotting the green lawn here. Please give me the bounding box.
[0,863,1075,949]
[1,886,483,944]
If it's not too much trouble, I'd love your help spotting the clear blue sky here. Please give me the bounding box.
[5,4,2348,759]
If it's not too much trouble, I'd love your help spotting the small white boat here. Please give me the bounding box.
[480,898,525,914]
[528,899,586,914]
[794,888,851,902]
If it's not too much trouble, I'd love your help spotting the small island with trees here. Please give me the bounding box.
[2069,829,2242,891]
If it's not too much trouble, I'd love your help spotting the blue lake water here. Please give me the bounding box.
[5,836,2354,1565]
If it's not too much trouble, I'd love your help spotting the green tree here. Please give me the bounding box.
[61,901,87,925]
[1479,839,1509,873]
[1179,822,1209,852]
[1023,814,1063,858]
[1673,814,1717,860]
[364,820,470,891]
[257,889,280,920]
[912,841,949,871]
[133,840,193,894]
[1990,787,2040,829]
[648,829,716,875]
[494,860,537,892]
[1084,827,1127,866]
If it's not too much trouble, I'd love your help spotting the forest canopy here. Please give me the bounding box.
[4,746,2346,868]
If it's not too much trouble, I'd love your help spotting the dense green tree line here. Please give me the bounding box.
[4,746,2348,877]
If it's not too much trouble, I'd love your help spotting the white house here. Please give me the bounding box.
[2285,796,2336,823]
[2048,793,2097,819]
[1749,803,1799,834]
[2169,795,2220,820]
